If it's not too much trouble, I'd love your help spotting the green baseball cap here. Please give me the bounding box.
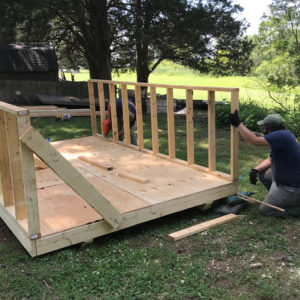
[257,114,283,129]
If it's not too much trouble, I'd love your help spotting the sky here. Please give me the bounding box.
[235,0,272,35]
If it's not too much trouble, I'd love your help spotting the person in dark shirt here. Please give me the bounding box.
[107,98,137,145]
[229,110,300,217]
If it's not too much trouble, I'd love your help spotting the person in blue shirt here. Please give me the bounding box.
[229,110,300,217]
[107,98,137,145]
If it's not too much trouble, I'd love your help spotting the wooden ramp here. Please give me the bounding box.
[0,80,239,256]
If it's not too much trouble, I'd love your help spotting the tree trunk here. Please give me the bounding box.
[135,0,150,102]
[86,0,112,80]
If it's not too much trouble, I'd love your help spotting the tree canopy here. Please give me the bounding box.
[252,0,300,90]
[0,0,249,81]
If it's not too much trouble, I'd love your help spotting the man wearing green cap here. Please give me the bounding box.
[229,110,300,217]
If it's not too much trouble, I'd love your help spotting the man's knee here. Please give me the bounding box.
[259,203,285,217]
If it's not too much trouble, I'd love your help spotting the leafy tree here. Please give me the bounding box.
[0,0,116,79]
[1,0,247,83]
[253,0,300,90]
[114,0,247,87]
[211,37,254,76]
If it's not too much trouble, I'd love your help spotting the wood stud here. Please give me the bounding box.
[208,91,216,171]
[167,88,175,159]
[98,82,106,134]
[109,83,118,142]
[88,81,98,135]
[120,84,131,145]
[150,86,159,154]
[135,85,144,149]
[186,89,194,165]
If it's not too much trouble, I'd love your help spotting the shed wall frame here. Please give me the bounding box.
[0,80,239,256]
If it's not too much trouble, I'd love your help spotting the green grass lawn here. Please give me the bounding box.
[62,61,299,108]
[1,115,299,299]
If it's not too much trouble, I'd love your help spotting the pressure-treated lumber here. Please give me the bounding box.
[78,155,113,171]
[20,127,123,228]
[0,111,14,207]
[6,113,26,220]
[117,172,150,184]
[17,114,40,237]
[0,102,28,116]
[168,214,238,241]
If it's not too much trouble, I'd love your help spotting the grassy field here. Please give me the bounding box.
[62,61,299,109]
[61,62,276,106]
[0,115,299,299]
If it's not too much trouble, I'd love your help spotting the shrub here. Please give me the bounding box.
[215,101,268,131]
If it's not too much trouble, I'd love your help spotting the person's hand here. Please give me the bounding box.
[249,168,258,185]
[229,109,241,127]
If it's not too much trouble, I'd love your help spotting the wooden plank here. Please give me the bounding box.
[117,172,150,184]
[208,91,216,171]
[6,113,26,220]
[78,155,113,171]
[88,80,239,93]
[0,111,14,206]
[109,83,118,142]
[95,134,232,181]
[20,127,123,229]
[17,115,41,237]
[230,90,239,182]
[0,101,28,116]
[35,182,237,256]
[21,105,59,111]
[150,86,159,154]
[0,203,37,256]
[98,82,107,134]
[237,193,285,212]
[29,109,101,118]
[186,89,194,165]
[135,85,144,149]
[168,214,238,241]
[167,88,175,159]
[88,81,98,135]
[120,84,131,145]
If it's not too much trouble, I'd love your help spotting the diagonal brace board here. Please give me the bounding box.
[20,127,123,228]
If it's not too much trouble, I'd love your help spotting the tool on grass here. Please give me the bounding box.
[237,193,285,213]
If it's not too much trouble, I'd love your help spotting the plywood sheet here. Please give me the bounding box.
[35,136,232,236]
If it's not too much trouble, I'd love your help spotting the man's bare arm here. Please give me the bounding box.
[238,123,270,147]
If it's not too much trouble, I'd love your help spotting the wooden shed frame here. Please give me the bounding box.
[0,80,239,256]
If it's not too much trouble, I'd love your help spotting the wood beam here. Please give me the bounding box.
[20,127,123,229]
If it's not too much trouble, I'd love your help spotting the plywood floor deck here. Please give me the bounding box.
[35,136,233,237]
